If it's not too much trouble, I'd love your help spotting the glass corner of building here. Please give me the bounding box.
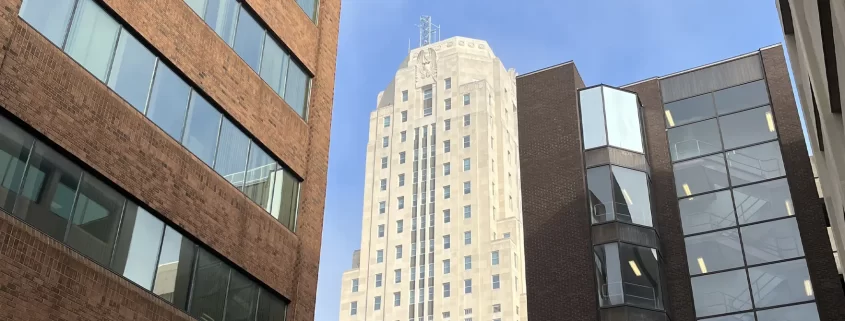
[595,242,666,312]
[582,84,666,318]
[581,85,653,228]
[579,85,645,154]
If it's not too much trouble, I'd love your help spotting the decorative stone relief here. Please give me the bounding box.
[458,40,465,46]
[415,48,437,87]
[478,44,485,49]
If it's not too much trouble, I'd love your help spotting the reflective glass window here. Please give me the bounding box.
[296,0,318,21]
[699,313,754,321]
[256,289,288,321]
[243,145,277,210]
[663,93,715,128]
[611,166,652,227]
[741,218,804,265]
[145,64,191,140]
[13,142,83,240]
[678,190,736,235]
[19,0,76,46]
[690,269,752,317]
[621,244,662,309]
[733,178,792,224]
[152,227,196,309]
[595,243,662,310]
[232,8,264,71]
[259,37,290,96]
[182,92,222,166]
[748,259,813,308]
[64,0,120,81]
[588,166,613,224]
[580,87,606,149]
[714,80,770,115]
[0,116,35,212]
[107,32,156,111]
[204,0,240,44]
[189,248,231,321]
[214,119,250,189]
[719,106,778,150]
[726,141,785,186]
[270,169,300,229]
[673,154,729,197]
[111,203,165,289]
[184,0,208,17]
[667,119,722,161]
[285,61,310,118]
[66,174,125,266]
[685,229,744,275]
[225,270,259,321]
[604,88,643,152]
[756,303,819,321]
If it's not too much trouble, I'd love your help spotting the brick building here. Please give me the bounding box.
[0,0,338,320]
[517,45,845,321]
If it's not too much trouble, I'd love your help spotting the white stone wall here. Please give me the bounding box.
[778,0,845,275]
[339,36,527,321]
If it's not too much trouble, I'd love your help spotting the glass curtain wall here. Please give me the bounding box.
[0,114,289,320]
[664,79,820,320]
[18,0,302,231]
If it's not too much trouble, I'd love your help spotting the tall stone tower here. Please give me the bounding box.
[339,36,527,321]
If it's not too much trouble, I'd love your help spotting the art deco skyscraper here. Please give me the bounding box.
[339,36,528,321]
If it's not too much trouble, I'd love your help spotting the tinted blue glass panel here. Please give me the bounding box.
[145,64,191,140]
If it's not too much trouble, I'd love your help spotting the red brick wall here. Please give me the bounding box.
[0,0,340,320]
[0,212,194,321]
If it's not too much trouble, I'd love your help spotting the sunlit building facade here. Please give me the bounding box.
[517,45,845,321]
[339,36,528,321]
[0,0,337,320]
[776,0,845,288]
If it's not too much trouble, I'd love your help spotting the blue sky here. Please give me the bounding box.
[316,1,801,320]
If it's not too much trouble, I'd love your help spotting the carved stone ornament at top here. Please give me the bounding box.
[416,48,438,82]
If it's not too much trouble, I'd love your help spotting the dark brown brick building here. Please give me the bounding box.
[0,0,338,320]
[517,45,845,321]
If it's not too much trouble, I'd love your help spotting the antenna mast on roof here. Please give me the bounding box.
[417,16,440,47]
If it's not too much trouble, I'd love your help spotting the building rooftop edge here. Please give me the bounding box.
[517,61,575,78]
[620,77,659,88]
[518,44,783,88]
[658,43,781,80]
